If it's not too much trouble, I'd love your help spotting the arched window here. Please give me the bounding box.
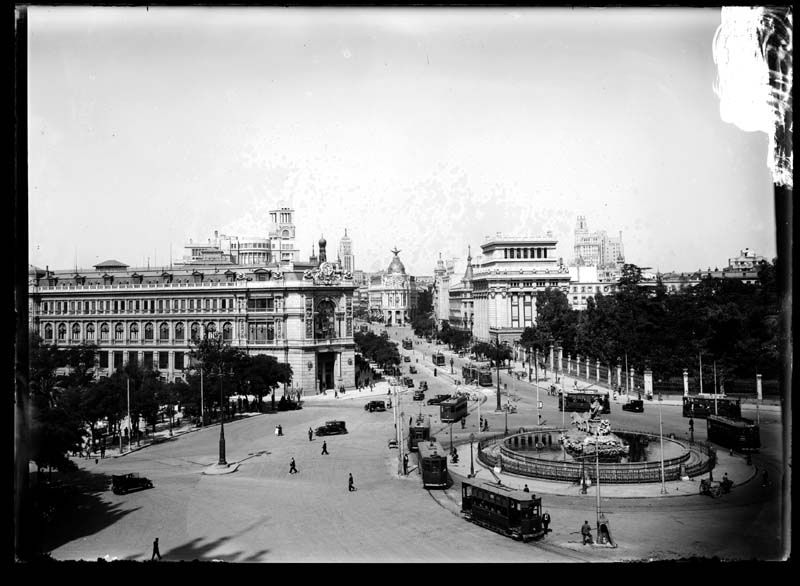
[159,322,169,341]
[57,323,67,340]
[115,323,124,341]
[100,323,109,341]
[222,322,233,341]
[86,323,95,340]
[315,299,336,339]
[205,322,216,335]
[130,323,139,340]
[44,323,53,340]
[72,323,81,341]
[175,322,185,341]
[144,322,154,341]
[190,322,200,341]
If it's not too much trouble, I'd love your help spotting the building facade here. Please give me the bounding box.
[432,254,453,326]
[573,216,625,270]
[471,233,571,343]
[367,248,418,326]
[338,229,354,273]
[28,256,357,395]
[448,246,474,331]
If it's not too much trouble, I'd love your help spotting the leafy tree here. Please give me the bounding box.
[245,354,293,410]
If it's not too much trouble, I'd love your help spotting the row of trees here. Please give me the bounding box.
[27,333,293,473]
[518,262,780,383]
[353,330,401,369]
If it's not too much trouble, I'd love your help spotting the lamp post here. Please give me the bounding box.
[504,403,508,436]
[199,361,204,427]
[450,357,454,375]
[494,332,501,412]
[126,376,131,453]
[469,432,475,477]
[658,393,667,494]
[595,423,602,535]
[534,347,540,425]
[449,422,454,456]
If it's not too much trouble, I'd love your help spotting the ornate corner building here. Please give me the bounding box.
[28,229,357,395]
[367,248,418,326]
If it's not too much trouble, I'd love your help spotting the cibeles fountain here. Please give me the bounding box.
[480,399,715,484]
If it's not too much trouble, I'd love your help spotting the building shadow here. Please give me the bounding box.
[122,535,270,563]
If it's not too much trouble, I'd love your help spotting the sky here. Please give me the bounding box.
[26,6,777,278]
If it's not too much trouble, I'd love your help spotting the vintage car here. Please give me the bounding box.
[413,390,425,401]
[419,381,428,391]
[622,399,644,413]
[315,420,348,436]
[427,394,452,406]
[403,355,411,363]
[403,376,415,388]
[364,400,387,412]
[409,366,418,374]
[387,438,399,449]
[112,473,153,495]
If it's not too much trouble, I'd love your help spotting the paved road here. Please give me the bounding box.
[42,325,787,562]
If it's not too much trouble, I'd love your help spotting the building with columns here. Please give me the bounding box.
[448,246,475,332]
[471,233,571,344]
[367,247,418,326]
[28,249,357,395]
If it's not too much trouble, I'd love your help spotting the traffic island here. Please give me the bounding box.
[202,462,240,475]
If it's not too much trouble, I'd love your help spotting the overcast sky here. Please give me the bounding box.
[27,6,776,278]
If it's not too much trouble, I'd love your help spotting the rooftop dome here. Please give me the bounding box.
[387,247,406,274]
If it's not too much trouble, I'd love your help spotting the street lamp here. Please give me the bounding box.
[504,402,508,436]
[469,432,475,477]
[658,393,666,494]
[494,332,502,412]
[450,357,454,375]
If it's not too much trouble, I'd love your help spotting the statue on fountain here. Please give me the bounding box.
[562,410,629,462]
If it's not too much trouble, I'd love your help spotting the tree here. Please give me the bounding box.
[245,354,293,411]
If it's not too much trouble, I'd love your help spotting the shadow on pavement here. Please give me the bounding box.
[122,536,270,562]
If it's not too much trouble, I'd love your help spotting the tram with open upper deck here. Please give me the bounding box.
[417,440,448,488]
[558,391,611,414]
[707,415,760,452]
[683,394,742,419]
[460,479,546,542]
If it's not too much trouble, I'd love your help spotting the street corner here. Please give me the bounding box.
[201,462,241,475]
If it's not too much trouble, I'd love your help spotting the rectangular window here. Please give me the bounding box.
[510,295,519,328]
[523,296,532,327]
[247,298,274,311]
[158,299,164,312]
[180,299,185,310]
[150,300,155,314]
[173,300,179,311]
[129,351,138,367]
[158,352,169,370]
[204,299,209,310]
[174,352,184,370]
[114,351,124,370]
[267,322,275,341]
[134,300,139,311]
[99,351,109,369]
[143,352,154,369]
[212,299,217,310]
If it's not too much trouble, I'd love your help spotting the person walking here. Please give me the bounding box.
[321,441,328,455]
[151,537,162,561]
[289,457,298,474]
[581,520,593,545]
[308,427,314,441]
[278,424,283,436]
[523,484,530,492]
[100,444,105,459]
[402,453,408,475]
[348,473,355,491]
[542,511,551,533]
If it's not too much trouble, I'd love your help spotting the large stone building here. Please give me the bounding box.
[573,215,625,271]
[471,233,571,343]
[448,246,475,331]
[28,234,357,395]
[432,254,455,326]
[368,248,418,326]
[337,229,354,274]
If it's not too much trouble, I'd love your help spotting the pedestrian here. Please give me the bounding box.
[308,427,313,441]
[581,520,593,545]
[348,473,355,491]
[461,418,466,430]
[335,390,338,399]
[275,425,280,436]
[278,424,283,436]
[151,537,162,561]
[542,511,551,533]
[409,416,413,426]
[321,441,328,455]
[100,444,105,459]
[403,453,408,475]
[289,457,297,474]
[523,484,530,492]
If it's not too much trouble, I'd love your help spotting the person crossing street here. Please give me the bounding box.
[321,441,328,455]
[289,457,298,474]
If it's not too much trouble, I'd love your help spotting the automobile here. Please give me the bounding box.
[315,420,348,436]
[419,381,428,391]
[427,394,452,406]
[387,438,398,449]
[364,400,386,412]
[403,356,411,362]
[402,376,414,387]
[409,366,418,374]
[111,473,153,495]
[413,390,425,401]
[622,399,644,413]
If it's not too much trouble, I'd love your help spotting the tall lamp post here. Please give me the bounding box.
[450,357,454,375]
[469,432,475,477]
[494,332,502,412]
[658,392,667,494]
[534,347,541,425]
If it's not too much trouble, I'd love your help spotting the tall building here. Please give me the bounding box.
[338,229,354,273]
[573,216,625,269]
[471,233,571,343]
[432,253,452,325]
[367,248,418,326]
[448,245,474,331]
[268,207,300,264]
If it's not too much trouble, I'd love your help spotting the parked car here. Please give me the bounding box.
[427,394,452,406]
[419,381,428,391]
[387,438,398,449]
[403,376,415,388]
[403,355,411,362]
[112,473,153,495]
[315,420,348,436]
[409,366,418,374]
[364,400,387,412]
[413,390,425,401]
[622,399,644,413]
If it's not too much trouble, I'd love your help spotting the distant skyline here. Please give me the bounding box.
[27,6,777,278]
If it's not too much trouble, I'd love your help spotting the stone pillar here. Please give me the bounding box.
[629,367,635,394]
[616,364,622,389]
[644,369,653,400]
[575,355,580,377]
[596,360,601,383]
[756,373,762,401]
[556,346,563,373]
[607,364,612,387]
[682,368,689,396]
[585,356,590,379]
[548,345,554,371]
[567,354,572,374]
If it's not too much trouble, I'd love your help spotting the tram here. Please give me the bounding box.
[408,416,431,452]
[432,352,446,367]
[460,479,546,542]
[440,395,469,423]
[558,391,611,414]
[462,363,493,387]
[707,415,760,452]
[402,339,413,350]
[683,394,742,419]
[417,441,449,488]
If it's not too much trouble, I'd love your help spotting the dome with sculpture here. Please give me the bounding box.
[387,247,406,275]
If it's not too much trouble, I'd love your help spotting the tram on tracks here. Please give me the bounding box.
[432,352,447,367]
[408,416,431,452]
[682,394,742,419]
[460,479,547,542]
[417,441,448,488]
[558,391,611,414]
[402,339,413,350]
[440,394,469,423]
[462,363,493,387]
[707,414,760,452]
